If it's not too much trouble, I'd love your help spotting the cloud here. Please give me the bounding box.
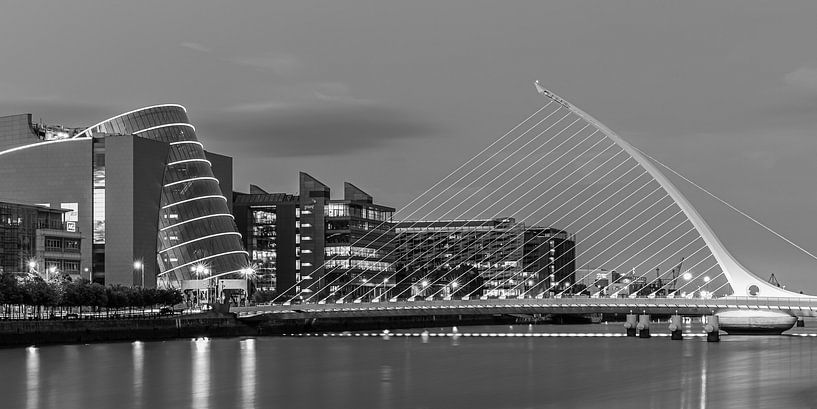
[0,98,113,127]
[784,66,817,91]
[179,42,212,53]
[224,101,292,113]
[231,54,301,75]
[198,101,443,157]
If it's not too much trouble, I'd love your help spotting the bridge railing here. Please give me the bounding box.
[236,296,817,315]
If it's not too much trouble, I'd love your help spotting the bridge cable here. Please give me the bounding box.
[633,146,817,262]
[299,106,573,302]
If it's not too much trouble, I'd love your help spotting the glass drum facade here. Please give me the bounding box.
[78,105,249,286]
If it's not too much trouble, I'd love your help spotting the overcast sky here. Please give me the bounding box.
[2,1,817,291]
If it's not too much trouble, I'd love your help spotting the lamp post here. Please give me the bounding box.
[133,261,143,287]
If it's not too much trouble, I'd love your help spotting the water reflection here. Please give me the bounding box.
[133,341,144,409]
[4,325,817,409]
[240,338,256,409]
[26,346,38,409]
[192,338,211,409]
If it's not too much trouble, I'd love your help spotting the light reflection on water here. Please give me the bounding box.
[2,324,817,409]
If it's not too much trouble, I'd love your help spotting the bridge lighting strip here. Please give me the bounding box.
[274,104,567,303]
[317,118,594,302]
[73,104,187,138]
[163,176,219,188]
[167,158,212,166]
[159,250,250,276]
[161,195,228,210]
[279,332,708,338]
[424,150,635,300]
[133,123,196,134]
[381,132,619,302]
[159,232,243,254]
[333,120,597,302]
[518,195,676,298]
[159,213,234,232]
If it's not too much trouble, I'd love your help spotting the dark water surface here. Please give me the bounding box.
[2,324,817,409]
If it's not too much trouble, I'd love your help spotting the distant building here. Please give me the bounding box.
[233,173,395,301]
[0,200,83,279]
[394,218,576,298]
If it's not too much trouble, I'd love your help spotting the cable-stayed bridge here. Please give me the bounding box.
[239,82,817,333]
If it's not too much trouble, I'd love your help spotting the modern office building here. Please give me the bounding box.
[233,173,395,301]
[0,106,249,290]
[393,218,576,298]
[233,186,299,292]
[0,199,83,278]
[523,227,576,296]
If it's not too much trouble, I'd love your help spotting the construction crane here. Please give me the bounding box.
[664,257,684,295]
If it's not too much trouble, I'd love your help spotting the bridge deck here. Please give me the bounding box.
[234,297,817,320]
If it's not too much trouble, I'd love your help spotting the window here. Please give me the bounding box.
[64,240,80,251]
[46,238,62,249]
[325,203,349,217]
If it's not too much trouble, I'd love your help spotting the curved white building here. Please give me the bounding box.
[0,105,249,288]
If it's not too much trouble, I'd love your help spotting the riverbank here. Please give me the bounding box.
[0,313,257,347]
[0,312,551,347]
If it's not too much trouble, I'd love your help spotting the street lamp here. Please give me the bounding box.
[48,266,57,281]
[703,276,711,283]
[133,261,143,287]
[682,272,693,281]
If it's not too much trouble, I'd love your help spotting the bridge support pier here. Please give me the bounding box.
[624,314,637,337]
[796,317,805,327]
[668,314,683,340]
[705,315,720,342]
[637,315,651,338]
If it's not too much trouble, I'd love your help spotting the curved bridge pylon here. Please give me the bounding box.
[534,81,812,299]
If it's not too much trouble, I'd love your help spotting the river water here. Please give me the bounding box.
[2,323,817,409]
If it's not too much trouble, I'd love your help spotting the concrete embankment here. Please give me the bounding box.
[0,313,257,347]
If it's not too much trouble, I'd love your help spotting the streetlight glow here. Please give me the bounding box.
[133,261,142,269]
[703,276,711,283]
[421,280,429,288]
[682,272,693,281]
